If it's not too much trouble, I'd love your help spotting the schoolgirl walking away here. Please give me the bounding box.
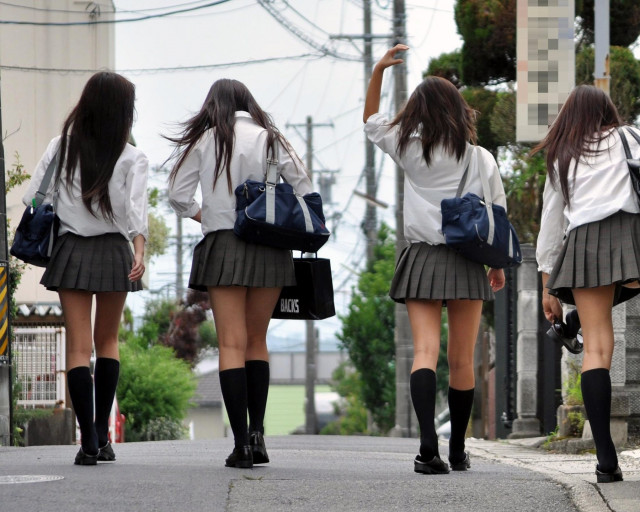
[363,45,506,474]
[22,72,148,465]
[167,78,313,468]
[535,84,640,483]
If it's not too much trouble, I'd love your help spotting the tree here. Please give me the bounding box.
[577,0,640,48]
[576,45,640,123]
[337,224,396,433]
[117,341,196,441]
[454,0,517,85]
[162,289,216,366]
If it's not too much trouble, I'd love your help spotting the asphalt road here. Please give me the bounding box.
[0,436,585,512]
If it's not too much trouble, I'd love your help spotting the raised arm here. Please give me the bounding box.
[363,44,409,123]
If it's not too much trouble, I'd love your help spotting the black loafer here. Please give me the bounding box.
[97,442,116,462]
[546,322,583,354]
[225,445,253,469]
[449,452,471,471]
[414,455,450,474]
[596,465,623,483]
[249,431,270,464]
[74,447,98,466]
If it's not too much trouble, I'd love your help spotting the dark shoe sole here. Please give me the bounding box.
[414,456,450,475]
[97,443,116,462]
[596,465,623,483]
[225,445,253,469]
[449,452,471,471]
[74,448,98,466]
[251,448,270,464]
[546,325,583,354]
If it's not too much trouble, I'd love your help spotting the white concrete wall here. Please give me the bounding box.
[1,1,115,303]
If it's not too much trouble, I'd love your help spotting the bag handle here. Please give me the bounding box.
[618,127,633,159]
[454,146,474,197]
[34,151,59,208]
[265,142,280,185]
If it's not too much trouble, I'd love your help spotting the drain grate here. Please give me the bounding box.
[0,475,64,485]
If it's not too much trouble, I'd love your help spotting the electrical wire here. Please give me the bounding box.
[0,53,321,75]
[0,0,233,25]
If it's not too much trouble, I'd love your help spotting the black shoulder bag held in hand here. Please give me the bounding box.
[10,152,60,267]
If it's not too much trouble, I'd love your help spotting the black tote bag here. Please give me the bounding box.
[272,257,336,320]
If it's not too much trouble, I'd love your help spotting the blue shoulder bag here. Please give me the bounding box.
[441,147,522,269]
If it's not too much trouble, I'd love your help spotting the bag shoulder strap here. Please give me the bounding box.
[34,151,59,207]
[624,126,640,146]
[265,141,280,185]
[454,145,474,197]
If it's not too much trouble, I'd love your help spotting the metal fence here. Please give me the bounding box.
[13,327,66,407]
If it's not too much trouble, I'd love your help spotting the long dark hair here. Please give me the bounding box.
[391,76,477,166]
[167,79,294,193]
[57,71,135,221]
[531,84,622,206]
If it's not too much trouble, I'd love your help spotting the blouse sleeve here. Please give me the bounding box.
[126,150,149,241]
[22,137,60,206]
[278,141,313,195]
[364,113,402,165]
[536,176,566,274]
[480,148,507,210]
[168,144,203,219]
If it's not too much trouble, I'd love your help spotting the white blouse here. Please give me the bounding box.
[23,136,149,241]
[364,113,506,245]
[536,127,640,274]
[168,111,313,235]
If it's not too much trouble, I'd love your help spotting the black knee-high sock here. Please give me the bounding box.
[67,366,98,454]
[410,368,439,460]
[581,368,618,472]
[219,367,249,448]
[448,387,474,462]
[245,360,270,434]
[94,357,120,447]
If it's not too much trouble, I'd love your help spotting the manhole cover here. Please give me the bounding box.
[0,475,64,484]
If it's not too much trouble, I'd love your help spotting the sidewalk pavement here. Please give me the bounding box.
[0,435,638,512]
[466,437,640,512]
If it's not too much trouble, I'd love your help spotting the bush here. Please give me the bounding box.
[117,343,196,441]
[142,417,188,441]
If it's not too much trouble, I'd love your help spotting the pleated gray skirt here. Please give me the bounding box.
[189,229,296,291]
[41,232,142,293]
[546,210,640,305]
[389,242,494,304]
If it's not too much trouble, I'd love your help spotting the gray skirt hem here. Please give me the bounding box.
[189,230,296,291]
[389,242,494,304]
[547,210,640,306]
[41,232,142,293]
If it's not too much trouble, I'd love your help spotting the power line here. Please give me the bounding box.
[0,53,321,75]
[0,0,232,26]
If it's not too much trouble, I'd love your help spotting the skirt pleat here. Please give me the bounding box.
[547,211,640,305]
[389,242,493,304]
[188,230,295,291]
[41,232,142,293]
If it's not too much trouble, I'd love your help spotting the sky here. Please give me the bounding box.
[112,0,463,349]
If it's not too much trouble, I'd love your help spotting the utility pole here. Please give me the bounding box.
[0,69,12,446]
[176,215,184,301]
[287,116,333,434]
[593,0,610,95]
[391,0,414,438]
[363,0,377,264]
